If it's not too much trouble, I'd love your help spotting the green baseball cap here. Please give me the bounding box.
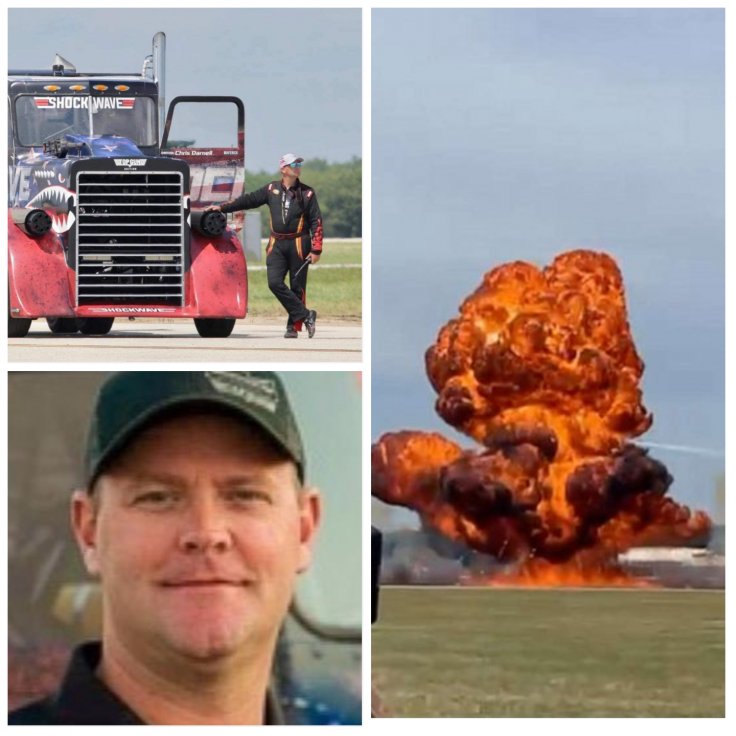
[85,371,305,487]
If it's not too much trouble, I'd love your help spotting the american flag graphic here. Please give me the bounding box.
[34,98,52,108]
[119,98,135,109]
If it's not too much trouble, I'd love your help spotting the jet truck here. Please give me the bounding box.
[8,32,247,337]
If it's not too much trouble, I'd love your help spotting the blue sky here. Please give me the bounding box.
[372,9,724,523]
[8,8,361,172]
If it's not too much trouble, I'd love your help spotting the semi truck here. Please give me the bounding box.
[8,32,248,338]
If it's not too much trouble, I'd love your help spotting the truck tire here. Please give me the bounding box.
[47,318,79,334]
[194,318,235,338]
[8,315,32,338]
[78,317,114,335]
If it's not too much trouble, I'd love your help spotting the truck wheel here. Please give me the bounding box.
[47,318,79,334]
[78,317,114,336]
[8,315,32,338]
[194,318,235,338]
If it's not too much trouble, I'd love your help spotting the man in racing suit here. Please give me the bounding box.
[211,154,323,338]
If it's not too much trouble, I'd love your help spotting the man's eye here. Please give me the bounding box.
[133,490,179,507]
[228,489,272,505]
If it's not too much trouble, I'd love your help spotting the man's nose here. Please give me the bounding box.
[178,497,233,554]
[179,528,232,554]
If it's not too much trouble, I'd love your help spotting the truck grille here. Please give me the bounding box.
[75,171,185,305]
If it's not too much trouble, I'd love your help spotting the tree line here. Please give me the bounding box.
[245,157,361,238]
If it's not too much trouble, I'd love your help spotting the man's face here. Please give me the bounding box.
[280,163,301,180]
[72,411,320,664]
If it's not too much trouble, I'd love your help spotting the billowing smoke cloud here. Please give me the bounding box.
[373,251,710,584]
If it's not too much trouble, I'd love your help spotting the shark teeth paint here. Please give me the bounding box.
[48,210,76,234]
[26,185,76,233]
[26,185,74,212]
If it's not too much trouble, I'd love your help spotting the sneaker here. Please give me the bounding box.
[284,327,298,339]
[304,309,317,338]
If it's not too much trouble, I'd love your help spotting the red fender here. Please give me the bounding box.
[188,229,247,317]
[8,212,75,318]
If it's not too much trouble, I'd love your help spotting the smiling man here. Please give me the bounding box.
[8,371,321,725]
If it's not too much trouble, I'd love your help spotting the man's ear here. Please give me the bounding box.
[71,489,101,576]
[296,487,322,574]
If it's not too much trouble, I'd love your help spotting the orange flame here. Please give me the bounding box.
[372,250,711,586]
[465,557,656,589]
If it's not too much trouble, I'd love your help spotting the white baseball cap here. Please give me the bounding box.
[279,153,304,168]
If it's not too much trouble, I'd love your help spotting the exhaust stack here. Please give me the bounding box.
[152,32,166,143]
[142,32,166,143]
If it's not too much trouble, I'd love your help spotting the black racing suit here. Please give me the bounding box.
[220,179,324,330]
[8,642,283,724]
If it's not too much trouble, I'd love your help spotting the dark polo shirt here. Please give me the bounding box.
[8,642,282,725]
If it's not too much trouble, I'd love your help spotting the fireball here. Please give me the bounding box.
[372,250,710,584]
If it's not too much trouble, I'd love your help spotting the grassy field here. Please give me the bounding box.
[373,587,725,717]
[247,240,361,319]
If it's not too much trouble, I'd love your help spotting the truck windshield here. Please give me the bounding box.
[14,95,157,147]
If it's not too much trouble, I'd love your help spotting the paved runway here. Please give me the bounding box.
[9,318,362,363]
